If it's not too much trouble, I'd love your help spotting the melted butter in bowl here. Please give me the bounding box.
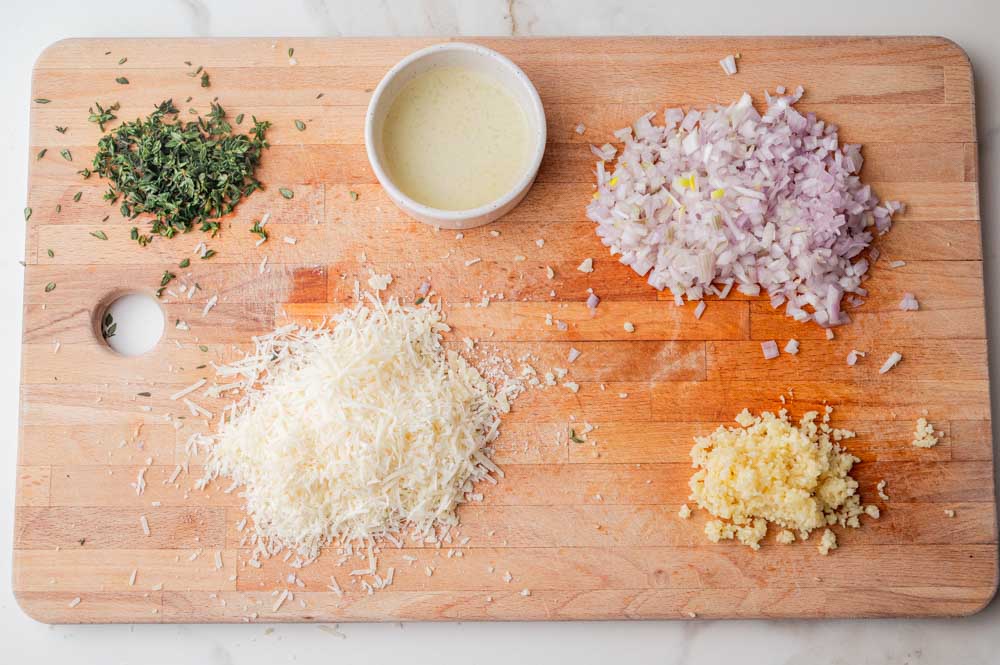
[365,43,546,229]
[382,66,533,211]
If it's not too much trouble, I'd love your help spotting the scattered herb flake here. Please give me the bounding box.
[34,98,51,104]
[294,119,306,131]
[102,312,117,339]
[56,204,62,213]
[250,220,269,242]
[569,428,585,444]
[199,345,209,352]
[137,391,151,397]
[37,148,47,160]
[200,71,210,88]
[115,76,130,85]
[47,249,54,258]
[90,230,108,240]
[316,92,324,99]
[349,190,359,201]
[118,56,127,65]
[56,126,68,134]
[160,270,176,287]
[44,282,56,292]
[279,187,294,199]
[201,249,216,259]
[235,113,244,125]
[24,208,32,221]
[288,47,294,58]
[179,258,190,268]
[87,101,119,131]
[73,191,82,202]
[60,148,73,161]
[415,296,425,305]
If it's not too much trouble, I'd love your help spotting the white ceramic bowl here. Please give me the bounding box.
[364,42,546,229]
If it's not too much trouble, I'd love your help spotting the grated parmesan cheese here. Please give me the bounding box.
[195,294,519,561]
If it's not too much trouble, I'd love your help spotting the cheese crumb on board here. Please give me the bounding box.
[688,408,866,552]
[944,509,956,518]
[877,479,889,501]
[776,529,796,545]
[912,417,939,448]
[677,504,691,519]
[623,321,635,333]
[577,258,594,273]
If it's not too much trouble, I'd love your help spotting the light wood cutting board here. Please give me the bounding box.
[15,36,997,623]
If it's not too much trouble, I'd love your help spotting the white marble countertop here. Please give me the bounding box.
[2,1,998,662]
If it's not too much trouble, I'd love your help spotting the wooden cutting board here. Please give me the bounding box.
[15,37,996,623]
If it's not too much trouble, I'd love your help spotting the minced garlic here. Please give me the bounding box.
[912,417,939,448]
[688,407,868,552]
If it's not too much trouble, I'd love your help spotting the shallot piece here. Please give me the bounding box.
[586,292,600,310]
[585,88,901,329]
[784,339,799,355]
[879,352,902,374]
[575,123,586,135]
[899,293,919,311]
[694,301,706,319]
[761,340,779,360]
[568,347,582,363]
[719,55,738,76]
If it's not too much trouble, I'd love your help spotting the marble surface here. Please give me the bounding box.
[3,1,998,662]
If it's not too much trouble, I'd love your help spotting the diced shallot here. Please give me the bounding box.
[899,293,919,311]
[719,55,738,75]
[586,293,600,310]
[585,88,900,330]
[761,340,779,360]
[694,301,706,319]
[784,339,799,355]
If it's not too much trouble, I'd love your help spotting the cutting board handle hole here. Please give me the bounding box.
[94,291,165,357]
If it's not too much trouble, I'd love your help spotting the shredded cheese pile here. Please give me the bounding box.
[688,407,877,554]
[195,295,517,562]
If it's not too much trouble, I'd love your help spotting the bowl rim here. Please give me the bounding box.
[364,41,547,223]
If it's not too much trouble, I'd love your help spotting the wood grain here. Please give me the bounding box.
[16,36,995,624]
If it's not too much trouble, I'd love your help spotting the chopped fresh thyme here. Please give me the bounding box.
[288,47,294,58]
[199,345,209,352]
[37,148,47,160]
[73,191,82,202]
[91,99,270,244]
[201,249,216,259]
[44,282,56,292]
[235,113,244,125]
[179,258,190,268]
[47,249,54,258]
[34,99,51,104]
[56,126,68,134]
[115,76,129,85]
[294,119,306,131]
[200,71,210,88]
[60,148,73,161]
[569,428,585,444]
[137,391,151,397]
[90,230,108,240]
[415,296,425,305]
[24,208,32,221]
[279,187,294,199]
[118,57,127,65]
[349,190,359,201]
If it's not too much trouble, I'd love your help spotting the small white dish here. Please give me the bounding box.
[364,42,546,230]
